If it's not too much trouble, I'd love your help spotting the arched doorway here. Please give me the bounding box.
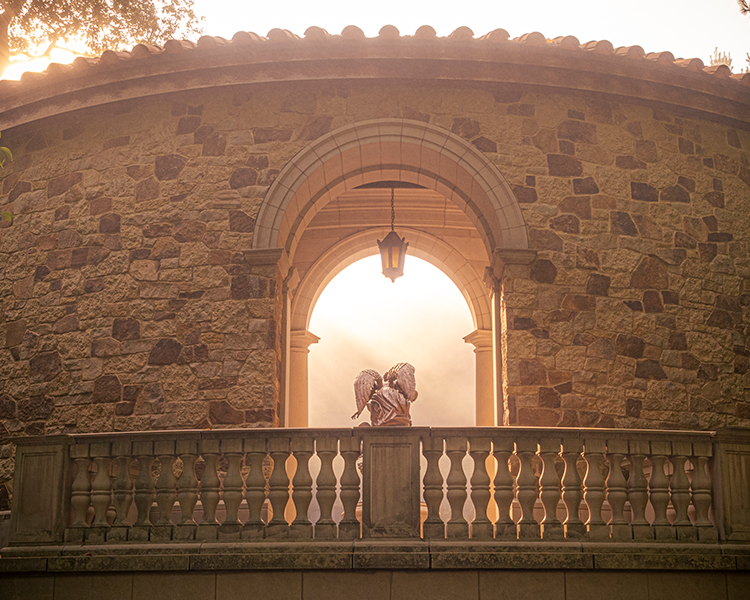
[251,118,532,426]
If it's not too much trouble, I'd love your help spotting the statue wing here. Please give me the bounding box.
[387,362,418,402]
[353,369,382,419]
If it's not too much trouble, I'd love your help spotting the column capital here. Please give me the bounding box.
[485,249,537,292]
[463,329,493,351]
[491,248,537,275]
[290,329,320,351]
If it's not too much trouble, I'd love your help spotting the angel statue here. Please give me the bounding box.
[352,363,418,427]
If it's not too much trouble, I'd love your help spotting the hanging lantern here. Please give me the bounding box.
[378,188,408,282]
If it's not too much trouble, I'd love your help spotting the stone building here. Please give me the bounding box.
[0,25,749,600]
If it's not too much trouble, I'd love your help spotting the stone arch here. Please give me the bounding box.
[253,119,529,259]
[291,227,492,333]
[252,118,530,427]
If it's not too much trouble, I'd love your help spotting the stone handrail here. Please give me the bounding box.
[6,426,750,547]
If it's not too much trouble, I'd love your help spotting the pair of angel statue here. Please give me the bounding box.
[352,362,417,427]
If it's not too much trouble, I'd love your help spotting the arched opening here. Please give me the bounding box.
[251,118,532,427]
[308,255,475,428]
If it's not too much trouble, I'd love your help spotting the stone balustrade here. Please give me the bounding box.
[6,426,750,548]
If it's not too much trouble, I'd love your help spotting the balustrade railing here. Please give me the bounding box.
[7,426,750,547]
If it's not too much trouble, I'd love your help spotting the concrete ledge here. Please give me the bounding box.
[3,541,750,573]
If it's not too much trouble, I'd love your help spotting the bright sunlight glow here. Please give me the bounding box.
[2,1,749,79]
[308,255,475,428]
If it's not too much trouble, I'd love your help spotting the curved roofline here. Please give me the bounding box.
[1,25,749,132]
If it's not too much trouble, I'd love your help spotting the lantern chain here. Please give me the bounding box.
[391,188,396,231]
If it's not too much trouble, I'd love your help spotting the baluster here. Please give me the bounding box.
[290,436,314,539]
[175,439,199,540]
[90,443,112,531]
[422,436,445,539]
[67,443,91,543]
[314,437,338,539]
[582,438,607,540]
[690,441,718,542]
[515,437,540,539]
[267,437,291,537]
[154,441,177,543]
[445,436,469,539]
[539,437,563,540]
[670,441,694,541]
[627,441,652,540]
[242,437,267,539]
[110,439,133,542]
[469,437,492,539]
[649,441,674,540]
[221,438,245,534]
[339,435,362,540]
[561,437,584,539]
[492,437,515,540]
[132,441,155,541]
[197,439,221,540]
[605,439,630,540]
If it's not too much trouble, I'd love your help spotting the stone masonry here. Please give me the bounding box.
[0,28,749,509]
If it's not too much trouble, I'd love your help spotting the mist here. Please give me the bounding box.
[308,255,476,428]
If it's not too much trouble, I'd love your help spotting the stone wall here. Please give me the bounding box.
[496,96,750,431]
[0,79,749,506]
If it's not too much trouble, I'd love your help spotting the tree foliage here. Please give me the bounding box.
[0,0,203,74]
[710,47,733,68]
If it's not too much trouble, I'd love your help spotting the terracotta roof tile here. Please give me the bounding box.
[414,25,437,39]
[552,36,580,49]
[479,29,510,43]
[341,25,366,40]
[17,24,742,86]
[516,32,547,45]
[0,24,747,131]
[449,27,475,41]
[615,45,645,59]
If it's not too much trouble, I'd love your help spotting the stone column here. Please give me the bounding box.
[486,248,537,426]
[288,329,320,427]
[464,329,494,426]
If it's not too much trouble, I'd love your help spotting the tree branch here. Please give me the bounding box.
[12,42,94,63]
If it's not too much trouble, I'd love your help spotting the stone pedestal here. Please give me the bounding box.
[9,436,72,546]
[361,429,424,539]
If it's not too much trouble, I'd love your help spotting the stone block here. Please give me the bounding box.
[1,575,54,600]
[566,571,648,600]
[727,572,750,600]
[132,573,215,600]
[54,573,133,600]
[391,571,478,600]
[303,572,391,600]
[480,571,564,600]
[217,572,302,600]
[646,571,727,600]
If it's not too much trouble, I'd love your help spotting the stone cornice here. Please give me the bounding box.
[0,26,749,131]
